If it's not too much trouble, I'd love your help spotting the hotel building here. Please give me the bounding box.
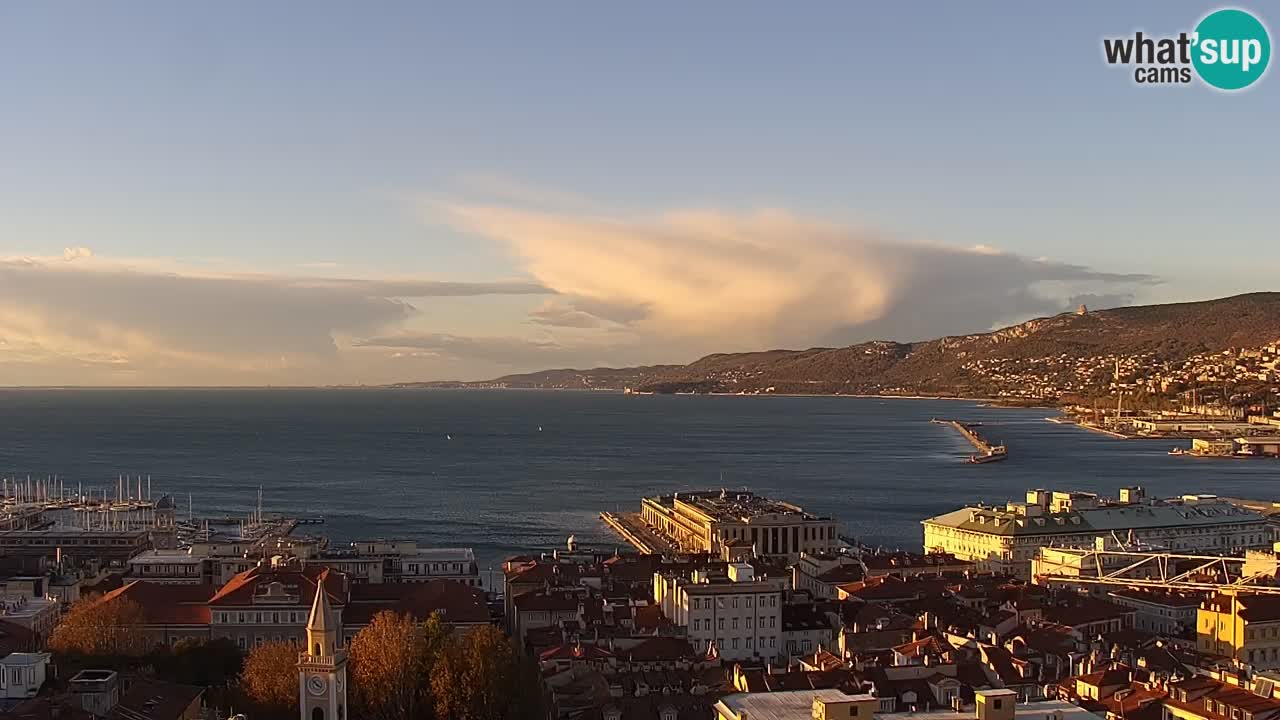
[923,488,1274,579]
[639,490,837,561]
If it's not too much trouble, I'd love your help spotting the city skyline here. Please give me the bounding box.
[2,2,1276,385]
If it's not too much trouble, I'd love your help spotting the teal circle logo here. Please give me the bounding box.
[1192,8,1270,90]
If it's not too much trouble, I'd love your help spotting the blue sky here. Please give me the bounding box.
[0,2,1276,384]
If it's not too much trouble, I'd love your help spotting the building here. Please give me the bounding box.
[1108,589,1201,636]
[126,550,207,584]
[714,689,877,720]
[923,489,1274,579]
[0,528,151,567]
[0,652,50,701]
[94,561,491,650]
[297,576,348,720]
[862,552,975,578]
[1163,675,1280,720]
[1197,592,1280,668]
[792,552,865,599]
[309,542,481,586]
[4,671,204,720]
[0,595,60,645]
[655,562,785,662]
[639,490,837,561]
[156,538,484,587]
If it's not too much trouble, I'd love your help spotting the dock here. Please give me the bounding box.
[932,418,1008,462]
[599,511,680,555]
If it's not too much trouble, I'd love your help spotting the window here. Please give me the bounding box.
[746,597,753,608]
[693,619,700,631]
[718,618,724,630]
[993,699,1003,710]
[732,618,738,630]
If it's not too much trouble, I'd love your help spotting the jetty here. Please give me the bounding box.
[932,418,1008,463]
[599,511,680,554]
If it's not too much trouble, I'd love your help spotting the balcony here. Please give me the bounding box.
[298,650,347,668]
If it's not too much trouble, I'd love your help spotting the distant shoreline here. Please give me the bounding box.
[0,384,1053,409]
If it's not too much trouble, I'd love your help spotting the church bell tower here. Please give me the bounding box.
[298,570,347,720]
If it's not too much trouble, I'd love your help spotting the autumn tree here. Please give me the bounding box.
[349,611,448,720]
[431,625,543,720]
[240,641,299,716]
[49,595,149,660]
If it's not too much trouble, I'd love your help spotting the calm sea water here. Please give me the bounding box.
[1,389,1277,572]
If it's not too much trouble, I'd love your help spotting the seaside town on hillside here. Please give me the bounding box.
[966,340,1280,404]
[2,483,1280,720]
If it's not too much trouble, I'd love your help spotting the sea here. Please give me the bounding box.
[1,388,1277,573]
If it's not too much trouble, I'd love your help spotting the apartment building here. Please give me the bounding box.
[1198,592,1280,669]
[655,562,785,662]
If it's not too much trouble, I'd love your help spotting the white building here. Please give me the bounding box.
[0,652,50,700]
[127,549,207,584]
[923,488,1274,579]
[655,563,784,662]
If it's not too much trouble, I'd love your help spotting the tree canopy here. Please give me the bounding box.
[241,641,299,714]
[48,595,149,659]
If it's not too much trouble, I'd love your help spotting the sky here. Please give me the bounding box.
[0,2,1276,385]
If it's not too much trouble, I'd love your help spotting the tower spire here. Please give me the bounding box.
[307,570,337,657]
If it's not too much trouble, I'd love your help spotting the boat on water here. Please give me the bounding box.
[1169,447,1186,455]
[968,445,1008,464]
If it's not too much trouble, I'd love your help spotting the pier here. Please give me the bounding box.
[932,418,1007,463]
[599,511,680,555]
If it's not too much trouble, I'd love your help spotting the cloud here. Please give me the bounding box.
[445,204,1160,354]
[63,246,94,262]
[354,332,595,366]
[0,253,552,384]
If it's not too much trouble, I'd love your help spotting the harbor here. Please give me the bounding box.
[931,418,1008,463]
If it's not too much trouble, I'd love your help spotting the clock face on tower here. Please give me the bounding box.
[307,675,327,697]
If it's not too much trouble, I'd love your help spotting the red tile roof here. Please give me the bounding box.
[619,637,696,663]
[345,579,489,625]
[208,564,344,607]
[99,581,217,626]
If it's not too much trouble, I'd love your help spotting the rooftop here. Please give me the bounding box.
[652,490,829,522]
[924,493,1265,536]
[715,689,869,720]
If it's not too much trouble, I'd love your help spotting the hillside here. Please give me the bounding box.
[409,293,1280,400]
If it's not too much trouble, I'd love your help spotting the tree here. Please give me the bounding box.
[431,625,543,720]
[349,611,444,720]
[49,595,149,659]
[153,638,244,687]
[240,641,299,715]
